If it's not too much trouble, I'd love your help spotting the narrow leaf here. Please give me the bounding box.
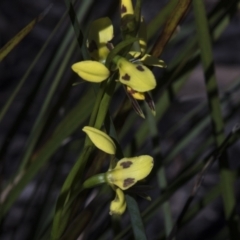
[126,194,147,240]
[0,5,51,62]
[150,0,192,57]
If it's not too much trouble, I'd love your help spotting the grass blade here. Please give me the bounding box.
[193,1,240,239]
[150,0,192,57]
[0,12,67,123]
[0,87,95,217]
[126,194,147,240]
[0,5,51,62]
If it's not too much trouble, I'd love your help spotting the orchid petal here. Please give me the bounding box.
[129,51,141,59]
[72,61,110,82]
[140,54,167,68]
[82,126,116,155]
[109,188,126,215]
[120,0,134,18]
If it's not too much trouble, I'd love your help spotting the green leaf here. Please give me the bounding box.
[150,0,192,57]
[0,87,95,218]
[0,5,51,62]
[126,194,147,240]
[193,1,240,238]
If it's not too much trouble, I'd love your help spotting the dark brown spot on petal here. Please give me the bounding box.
[136,65,145,71]
[122,73,131,81]
[123,178,135,188]
[120,161,133,168]
[121,5,127,13]
[88,40,98,52]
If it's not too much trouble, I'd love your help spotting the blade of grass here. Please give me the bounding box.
[32,144,73,240]
[167,129,237,240]
[114,125,240,239]
[63,0,92,48]
[145,104,174,236]
[118,0,239,149]
[161,75,240,166]
[0,86,95,217]
[51,78,117,239]
[0,12,68,123]
[18,28,78,171]
[147,0,178,40]
[157,184,221,239]
[0,0,97,219]
[0,5,52,62]
[133,0,240,151]
[193,1,240,239]
[126,194,147,240]
[150,0,192,58]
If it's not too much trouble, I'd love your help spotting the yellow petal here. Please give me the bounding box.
[106,155,154,190]
[72,61,110,82]
[116,57,156,92]
[88,17,113,62]
[140,54,167,68]
[129,51,141,59]
[121,0,134,17]
[109,188,126,215]
[88,17,113,45]
[82,126,116,155]
[88,44,111,63]
[126,86,145,100]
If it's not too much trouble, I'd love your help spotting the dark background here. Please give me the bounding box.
[1,0,240,239]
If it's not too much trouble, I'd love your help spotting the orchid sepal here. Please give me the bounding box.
[82,126,116,155]
[72,61,110,82]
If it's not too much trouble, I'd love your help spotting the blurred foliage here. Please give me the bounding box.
[1,0,240,239]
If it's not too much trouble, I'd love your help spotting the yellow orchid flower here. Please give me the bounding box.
[113,56,156,92]
[71,1,166,116]
[82,126,154,215]
[71,16,163,92]
[106,155,154,190]
[72,52,157,92]
[82,126,116,155]
[83,155,153,215]
[82,155,154,191]
[109,156,153,215]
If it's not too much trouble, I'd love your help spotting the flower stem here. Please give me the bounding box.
[83,173,106,189]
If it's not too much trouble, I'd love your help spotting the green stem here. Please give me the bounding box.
[82,173,106,189]
[89,81,108,126]
[51,77,116,240]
